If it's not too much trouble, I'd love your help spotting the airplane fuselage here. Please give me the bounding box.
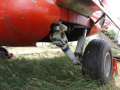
[0,0,113,46]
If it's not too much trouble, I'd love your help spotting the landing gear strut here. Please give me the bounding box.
[75,30,87,63]
[50,23,113,84]
[50,23,87,65]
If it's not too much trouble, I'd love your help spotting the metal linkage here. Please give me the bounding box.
[50,24,68,47]
[50,23,87,65]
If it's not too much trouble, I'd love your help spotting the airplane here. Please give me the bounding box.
[0,0,119,84]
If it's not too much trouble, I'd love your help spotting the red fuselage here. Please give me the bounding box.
[0,0,110,46]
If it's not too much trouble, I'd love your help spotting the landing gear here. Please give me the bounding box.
[50,23,81,65]
[82,39,113,84]
[50,22,113,84]
[0,46,11,59]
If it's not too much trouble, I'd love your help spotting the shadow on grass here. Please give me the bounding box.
[0,56,119,90]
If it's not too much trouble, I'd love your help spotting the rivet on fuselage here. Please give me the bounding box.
[21,16,24,19]
[31,0,37,3]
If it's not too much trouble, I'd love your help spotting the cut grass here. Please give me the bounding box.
[0,52,120,90]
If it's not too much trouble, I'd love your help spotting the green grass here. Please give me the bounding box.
[0,53,120,90]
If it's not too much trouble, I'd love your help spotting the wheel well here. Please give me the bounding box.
[39,22,91,42]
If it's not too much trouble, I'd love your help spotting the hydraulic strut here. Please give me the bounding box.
[75,29,87,63]
[50,23,87,65]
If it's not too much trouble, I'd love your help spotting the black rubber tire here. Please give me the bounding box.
[0,46,10,59]
[82,39,113,84]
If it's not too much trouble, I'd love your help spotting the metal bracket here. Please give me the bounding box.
[68,25,90,34]
[91,13,106,28]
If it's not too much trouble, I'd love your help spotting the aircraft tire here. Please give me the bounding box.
[0,46,10,59]
[82,39,113,84]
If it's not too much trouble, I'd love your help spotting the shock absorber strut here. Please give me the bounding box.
[50,23,87,65]
[75,29,87,63]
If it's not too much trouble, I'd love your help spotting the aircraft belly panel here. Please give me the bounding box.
[56,0,101,17]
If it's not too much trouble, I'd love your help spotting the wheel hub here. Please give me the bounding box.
[104,52,111,78]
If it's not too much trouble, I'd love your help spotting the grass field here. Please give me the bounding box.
[0,51,120,90]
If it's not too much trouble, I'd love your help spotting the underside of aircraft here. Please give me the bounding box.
[0,0,119,84]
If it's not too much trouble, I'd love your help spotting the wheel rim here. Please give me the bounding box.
[104,52,111,78]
